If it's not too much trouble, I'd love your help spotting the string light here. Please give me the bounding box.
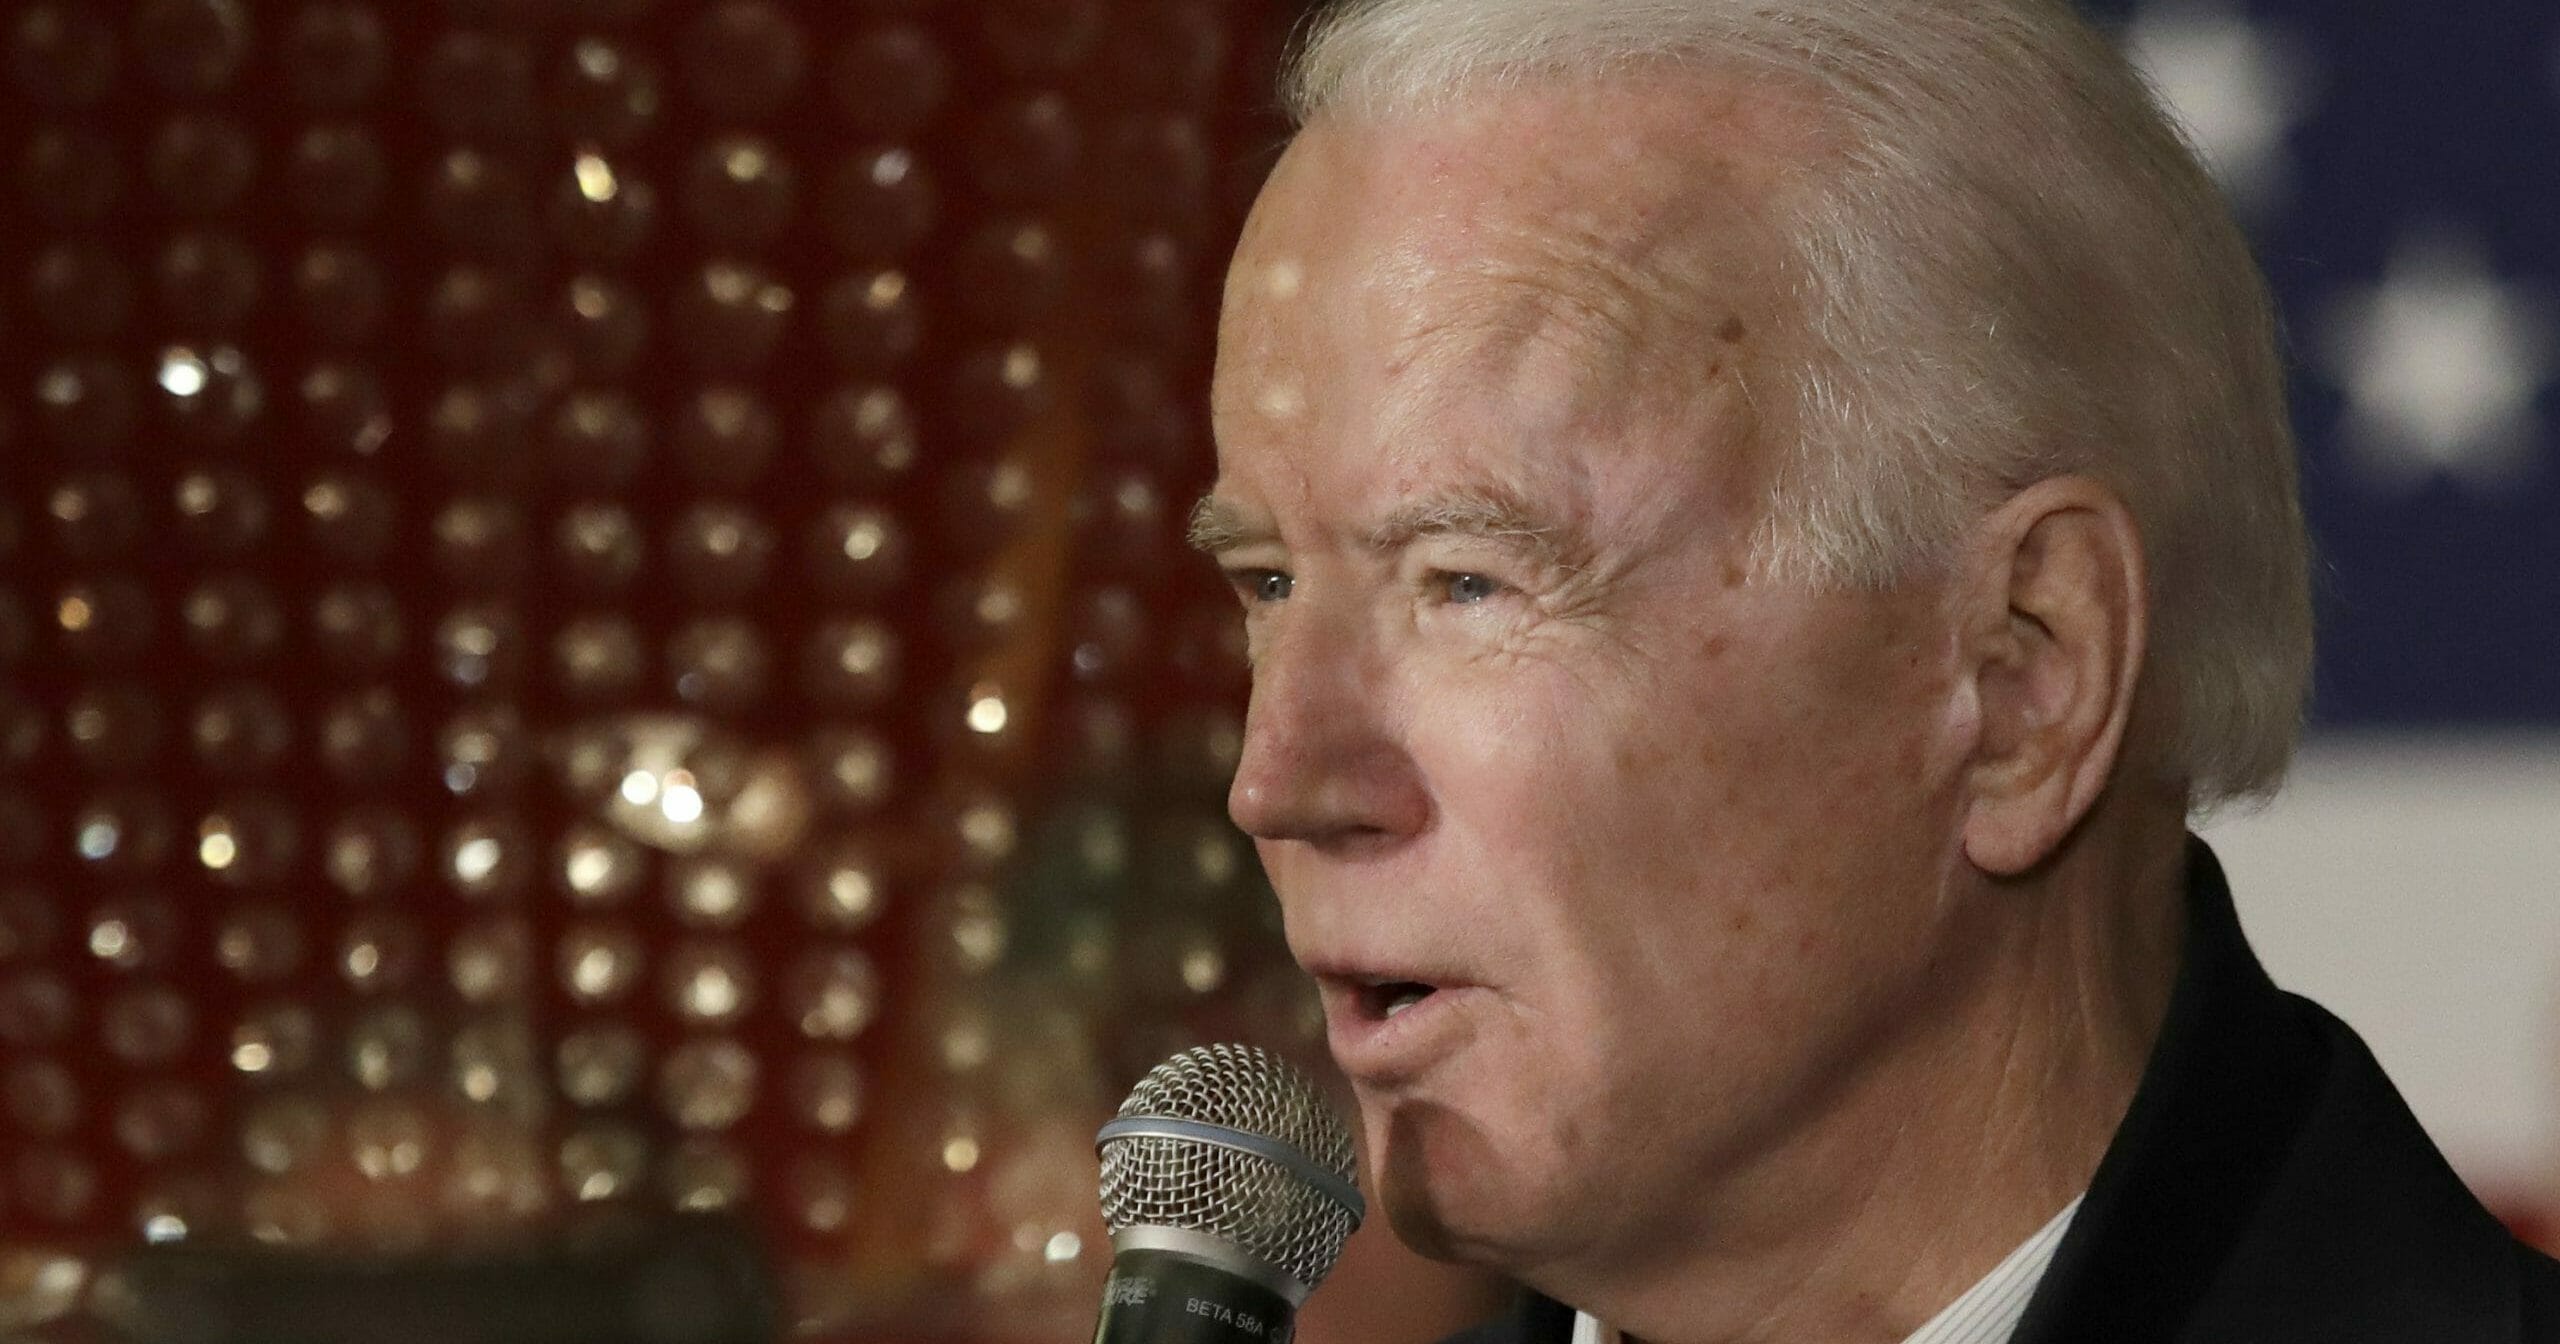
[0,0,1278,1315]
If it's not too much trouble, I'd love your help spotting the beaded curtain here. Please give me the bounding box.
[0,2,1322,1339]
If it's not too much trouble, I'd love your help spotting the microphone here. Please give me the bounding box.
[1092,1044,1367,1344]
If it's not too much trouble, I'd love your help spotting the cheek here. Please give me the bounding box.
[1421,640,1788,881]
[1419,622,1957,977]
[1410,665,1752,1029]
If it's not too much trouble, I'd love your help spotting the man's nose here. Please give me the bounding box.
[1226,610,1431,848]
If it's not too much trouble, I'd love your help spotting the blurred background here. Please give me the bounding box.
[0,0,2550,1340]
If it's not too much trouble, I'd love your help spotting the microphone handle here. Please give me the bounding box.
[1092,1247,1299,1344]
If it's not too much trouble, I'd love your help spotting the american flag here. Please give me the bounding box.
[2081,0,2560,1226]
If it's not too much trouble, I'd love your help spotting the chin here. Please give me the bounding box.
[1367,1096,1576,1272]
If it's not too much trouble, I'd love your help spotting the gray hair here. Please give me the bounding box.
[1281,0,2313,809]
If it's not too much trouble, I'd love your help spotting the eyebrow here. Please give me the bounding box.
[1185,484,1585,572]
[1370,485,1583,573]
[1186,495,1271,556]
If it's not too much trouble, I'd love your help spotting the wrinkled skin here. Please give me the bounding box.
[1197,77,2186,1344]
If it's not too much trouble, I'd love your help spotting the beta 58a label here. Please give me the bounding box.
[1186,1298,1277,1337]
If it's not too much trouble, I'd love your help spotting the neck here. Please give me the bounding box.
[1547,801,2192,1344]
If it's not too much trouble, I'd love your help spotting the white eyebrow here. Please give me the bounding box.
[1185,495,1274,556]
[1187,484,1588,572]
[1369,485,1583,572]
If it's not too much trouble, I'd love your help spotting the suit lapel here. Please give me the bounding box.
[2011,840,2524,1344]
[1445,1289,1575,1344]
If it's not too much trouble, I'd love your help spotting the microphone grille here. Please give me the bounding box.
[1096,1044,1362,1292]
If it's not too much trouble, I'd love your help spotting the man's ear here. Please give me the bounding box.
[1957,477,2151,877]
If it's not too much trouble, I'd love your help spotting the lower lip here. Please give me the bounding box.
[1326,985,1477,1082]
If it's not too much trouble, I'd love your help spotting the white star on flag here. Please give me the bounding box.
[2319,230,2556,491]
[2123,0,2315,217]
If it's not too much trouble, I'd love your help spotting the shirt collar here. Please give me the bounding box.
[1901,1197,2082,1344]
[1567,1196,2083,1344]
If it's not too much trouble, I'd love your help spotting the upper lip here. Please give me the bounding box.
[1296,953,1467,995]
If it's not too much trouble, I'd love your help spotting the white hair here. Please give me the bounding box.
[1281,0,2314,809]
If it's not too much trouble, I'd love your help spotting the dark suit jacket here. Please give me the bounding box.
[1446,842,2560,1343]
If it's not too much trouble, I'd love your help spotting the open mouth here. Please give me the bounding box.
[1358,980,1438,1021]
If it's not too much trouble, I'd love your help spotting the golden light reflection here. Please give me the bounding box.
[157,347,210,397]
[303,480,349,521]
[175,473,220,518]
[574,152,619,203]
[973,582,1024,628]
[681,963,746,1021]
[1193,834,1239,887]
[569,945,624,999]
[958,801,1015,861]
[1180,944,1226,995]
[949,900,1006,972]
[817,867,878,925]
[939,1014,991,1072]
[676,862,751,923]
[660,769,705,825]
[987,461,1034,510]
[966,687,1009,735]
[574,38,621,80]
[452,837,502,885]
[833,631,889,678]
[841,517,886,561]
[564,846,617,893]
[77,820,121,861]
[67,703,108,744]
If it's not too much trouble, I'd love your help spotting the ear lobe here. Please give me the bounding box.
[1959,478,2150,877]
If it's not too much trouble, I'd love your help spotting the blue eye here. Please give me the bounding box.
[1234,570,1293,603]
[1443,572,1501,604]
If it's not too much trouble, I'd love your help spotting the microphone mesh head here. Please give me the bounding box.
[1096,1044,1361,1291]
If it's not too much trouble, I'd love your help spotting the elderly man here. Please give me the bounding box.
[1185,0,2560,1340]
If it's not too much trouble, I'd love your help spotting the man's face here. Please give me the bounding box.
[1202,86,1989,1282]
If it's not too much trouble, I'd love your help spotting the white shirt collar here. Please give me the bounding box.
[1567,1196,2082,1344]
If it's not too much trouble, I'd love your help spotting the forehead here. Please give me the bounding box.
[1210,76,1805,522]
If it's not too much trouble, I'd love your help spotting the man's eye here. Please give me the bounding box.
[1233,569,1294,603]
[1441,572,1503,605]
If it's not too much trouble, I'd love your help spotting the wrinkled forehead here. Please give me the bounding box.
[1215,76,1804,445]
